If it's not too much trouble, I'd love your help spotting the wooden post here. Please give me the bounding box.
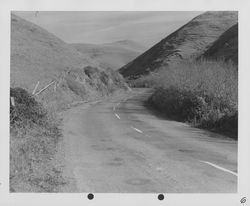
[10,97,15,107]
[35,80,55,96]
[32,81,40,95]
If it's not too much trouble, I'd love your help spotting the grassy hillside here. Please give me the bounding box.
[120,11,238,78]
[11,14,98,91]
[72,40,146,70]
[201,23,238,64]
[11,14,127,110]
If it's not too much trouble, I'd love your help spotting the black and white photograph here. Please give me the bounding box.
[9,10,239,194]
[1,0,250,205]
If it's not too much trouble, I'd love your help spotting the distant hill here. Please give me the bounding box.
[201,23,238,65]
[11,14,127,109]
[71,40,146,70]
[119,11,238,78]
[103,40,146,53]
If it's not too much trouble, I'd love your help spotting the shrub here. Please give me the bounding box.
[10,87,47,126]
[83,66,99,78]
[148,87,237,138]
[65,76,87,99]
[148,87,203,121]
[143,59,238,138]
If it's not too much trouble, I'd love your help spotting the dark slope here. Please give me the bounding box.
[119,11,238,78]
[202,23,238,64]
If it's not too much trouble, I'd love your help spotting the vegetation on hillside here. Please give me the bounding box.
[10,88,65,192]
[202,23,238,64]
[131,59,238,139]
[65,66,128,98]
[11,14,129,111]
[120,11,238,77]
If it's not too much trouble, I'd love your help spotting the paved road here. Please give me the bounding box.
[62,89,237,193]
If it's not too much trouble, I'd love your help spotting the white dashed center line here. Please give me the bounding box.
[115,113,121,120]
[112,96,237,181]
[131,126,143,134]
[113,99,143,134]
[199,160,237,177]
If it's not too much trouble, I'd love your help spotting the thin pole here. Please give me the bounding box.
[35,81,55,96]
[32,81,40,95]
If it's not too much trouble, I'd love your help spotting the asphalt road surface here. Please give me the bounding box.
[62,89,237,193]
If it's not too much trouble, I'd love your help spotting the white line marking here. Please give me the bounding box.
[199,160,237,177]
[131,126,143,134]
[115,113,121,120]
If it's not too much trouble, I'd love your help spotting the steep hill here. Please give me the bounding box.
[11,14,97,90]
[72,40,146,70]
[119,11,238,78]
[202,23,238,64]
[11,14,127,109]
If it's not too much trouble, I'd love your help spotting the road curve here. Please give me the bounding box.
[61,89,237,193]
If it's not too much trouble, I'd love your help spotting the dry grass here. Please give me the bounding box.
[133,59,238,138]
[10,88,66,192]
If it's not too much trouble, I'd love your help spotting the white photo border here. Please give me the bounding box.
[1,0,249,205]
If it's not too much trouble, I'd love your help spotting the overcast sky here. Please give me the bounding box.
[14,11,203,48]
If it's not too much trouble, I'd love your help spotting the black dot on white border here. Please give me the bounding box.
[87,193,94,200]
[158,194,164,200]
